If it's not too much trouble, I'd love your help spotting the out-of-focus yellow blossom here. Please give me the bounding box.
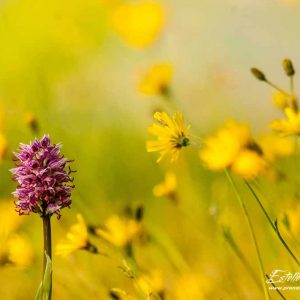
[0,200,23,238]
[272,91,296,110]
[56,214,97,257]
[109,288,137,300]
[147,112,190,162]
[137,270,165,298]
[153,172,177,200]
[96,215,141,248]
[6,234,34,267]
[200,120,267,179]
[270,107,300,135]
[200,120,251,170]
[25,113,39,133]
[111,2,165,48]
[231,149,267,180]
[0,133,7,161]
[139,63,173,96]
[259,134,295,161]
[173,274,212,300]
[280,204,300,239]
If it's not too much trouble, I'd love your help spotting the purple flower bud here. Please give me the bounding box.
[40,135,50,147]
[11,135,74,218]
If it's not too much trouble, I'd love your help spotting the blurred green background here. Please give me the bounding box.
[1,0,300,299]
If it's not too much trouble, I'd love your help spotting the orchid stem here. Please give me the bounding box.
[43,214,52,299]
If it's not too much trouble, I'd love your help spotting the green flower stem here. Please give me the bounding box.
[265,80,291,97]
[43,214,52,299]
[265,274,287,300]
[225,170,270,300]
[290,76,294,94]
[245,181,300,267]
[222,227,261,290]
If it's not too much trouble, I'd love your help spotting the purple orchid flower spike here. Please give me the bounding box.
[11,135,75,219]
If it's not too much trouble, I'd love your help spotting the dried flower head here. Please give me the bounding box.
[11,135,74,218]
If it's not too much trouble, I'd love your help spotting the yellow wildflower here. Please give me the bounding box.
[109,288,137,300]
[153,172,177,200]
[111,2,165,48]
[0,133,7,161]
[200,120,267,179]
[25,112,39,133]
[56,214,97,257]
[273,91,297,110]
[173,274,212,300]
[270,107,300,135]
[231,149,267,180]
[96,215,141,248]
[137,270,165,298]
[279,203,300,239]
[200,120,252,170]
[147,112,190,162]
[259,133,295,161]
[7,234,34,267]
[0,200,23,238]
[139,63,173,96]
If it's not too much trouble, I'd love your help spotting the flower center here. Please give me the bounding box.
[176,136,189,148]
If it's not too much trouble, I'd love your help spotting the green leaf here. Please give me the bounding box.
[35,252,52,300]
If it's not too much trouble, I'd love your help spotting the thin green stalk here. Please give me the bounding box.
[42,214,52,299]
[225,170,270,300]
[245,181,300,267]
[222,227,261,290]
[245,181,275,230]
[266,80,291,97]
[265,274,287,300]
[290,76,294,94]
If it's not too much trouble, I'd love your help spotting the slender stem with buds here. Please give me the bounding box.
[225,170,270,300]
[245,181,300,267]
[222,226,261,290]
[265,80,291,97]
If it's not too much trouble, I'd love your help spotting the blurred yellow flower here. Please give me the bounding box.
[6,234,34,267]
[111,2,165,48]
[231,149,267,180]
[200,120,267,179]
[109,288,137,300]
[147,112,190,162]
[153,172,177,200]
[270,107,300,135]
[200,120,252,170]
[96,215,141,248]
[259,134,295,161]
[139,63,173,96]
[272,91,296,110]
[137,270,165,298]
[281,204,300,238]
[0,133,7,161]
[25,112,39,133]
[174,274,212,300]
[56,214,96,257]
[0,200,23,238]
